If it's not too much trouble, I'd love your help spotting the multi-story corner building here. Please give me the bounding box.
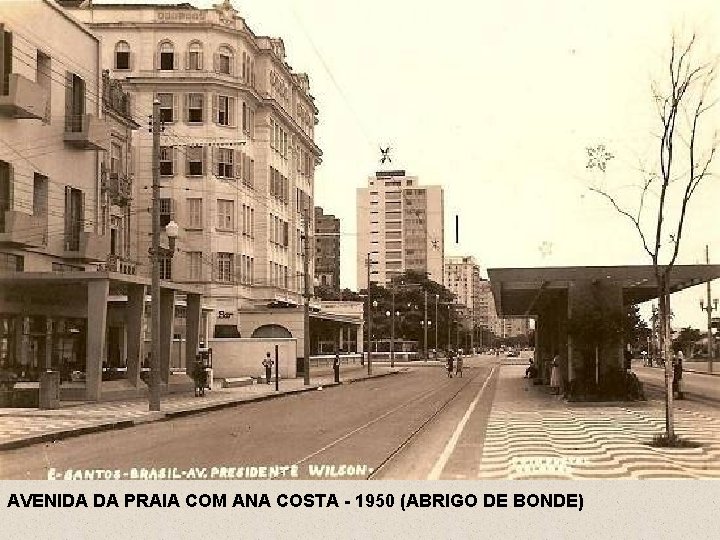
[356,170,444,289]
[0,0,201,402]
[314,206,340,292]
[476,279,497,332]
[64,0,322,344]
[444,255,483,331]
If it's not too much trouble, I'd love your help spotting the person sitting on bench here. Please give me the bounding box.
[525,358,538,379]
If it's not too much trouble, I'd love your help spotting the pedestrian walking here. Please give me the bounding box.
[262,352,273,385]
[193,357,206,397]
[455,355,463,378]
[446,350,454,378]
[549,354,561,395]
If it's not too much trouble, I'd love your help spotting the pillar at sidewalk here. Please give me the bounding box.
[159,288,175,385]
[356,323,364,353]
[125,284,145,386]
[86,279,109,401]
[185,293,201,377]
[44,317,53,370]
[568,279,624,379]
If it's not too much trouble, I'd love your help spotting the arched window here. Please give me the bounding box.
[187,41,203,70]
[114,41,131,70]
[157,41,176,71]
[216,45,234,76]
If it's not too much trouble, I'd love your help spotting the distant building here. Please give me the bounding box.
[314,206,340,292]
[444,255,483,331]
[356,170,444,289]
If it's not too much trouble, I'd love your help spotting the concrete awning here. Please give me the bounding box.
[0,271,202,295]
[487,265,720,318]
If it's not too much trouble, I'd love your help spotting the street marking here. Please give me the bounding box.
[427,366,496,480]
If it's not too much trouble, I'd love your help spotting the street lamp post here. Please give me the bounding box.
[370,299,378,374]
[420,320,432,359]
[385,307,400,368]
[701,245,717,374]
[435,294,439,359]
[699,296,717,373]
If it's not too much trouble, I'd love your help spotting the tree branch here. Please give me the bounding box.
[589,187,653,259]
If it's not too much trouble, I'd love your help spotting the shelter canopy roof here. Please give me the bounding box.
[487,265,720,317]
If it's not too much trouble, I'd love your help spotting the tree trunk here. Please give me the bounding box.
[658,273,674,439]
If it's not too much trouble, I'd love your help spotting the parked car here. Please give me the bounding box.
[506,350,520,358]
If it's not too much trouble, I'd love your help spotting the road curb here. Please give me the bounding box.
[683,369,720,377]
[0,370,406,451]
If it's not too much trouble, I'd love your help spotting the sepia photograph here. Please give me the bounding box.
[1,0,720,485]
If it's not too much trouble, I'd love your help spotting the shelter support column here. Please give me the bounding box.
[86,280,109,401]
[185,293,201,377]
[126,284,145,387]
[568,280,624,383]
[356,323,364,353]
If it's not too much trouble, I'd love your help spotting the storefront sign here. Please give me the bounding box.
[155,11,207,23]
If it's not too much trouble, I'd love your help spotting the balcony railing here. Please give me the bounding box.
[103,254,138,275]
[101,71,133,120]
[64,113,110,151]
[0,210,47,247]
[104,172,132,206]
[0,74,49,120]
[64,231,110,262]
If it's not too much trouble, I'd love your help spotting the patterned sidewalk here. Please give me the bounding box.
[0,366,400,450]
[479,366,720,479]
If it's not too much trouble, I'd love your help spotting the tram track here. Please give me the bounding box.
[289,364,496,480]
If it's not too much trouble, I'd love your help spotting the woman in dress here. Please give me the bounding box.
[549,355,562,395]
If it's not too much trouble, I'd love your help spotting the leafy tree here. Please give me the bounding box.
[673,327,702,357]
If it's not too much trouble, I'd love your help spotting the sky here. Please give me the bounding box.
[98,0,720,330]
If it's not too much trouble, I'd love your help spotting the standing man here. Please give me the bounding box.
[262,352,274,385]
[624,344,633,372]
[446,350,454,378]
[673,350,684,399]
[333,353,340,383]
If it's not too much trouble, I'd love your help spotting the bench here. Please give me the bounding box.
[221,377,256,389]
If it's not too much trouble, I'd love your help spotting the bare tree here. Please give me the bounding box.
[587,33,718,441]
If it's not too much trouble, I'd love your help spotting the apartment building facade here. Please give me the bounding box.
[444,255,484,331]
[314,206,340,292]
[64,1,322,342]
[356,170,444,290]
[0,0,202,402]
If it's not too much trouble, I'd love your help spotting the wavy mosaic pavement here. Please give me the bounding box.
[479,367,720,479]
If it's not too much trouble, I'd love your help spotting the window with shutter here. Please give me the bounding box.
[217,199,234,230]
[217,148,233,178]
[188,93,204,123]
[159,198,173,227]
[217,95,230,126]
[159,42,175,70]
[159,146,173,176]
[158,93,173,123]
[186,198,202,228]
[188,41,203,70]
[187,146,203,176]
[115,41,131,70]
[216,252,233,282]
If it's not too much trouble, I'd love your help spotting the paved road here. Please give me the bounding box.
[0,357,500,480]
[635,365,720,402]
